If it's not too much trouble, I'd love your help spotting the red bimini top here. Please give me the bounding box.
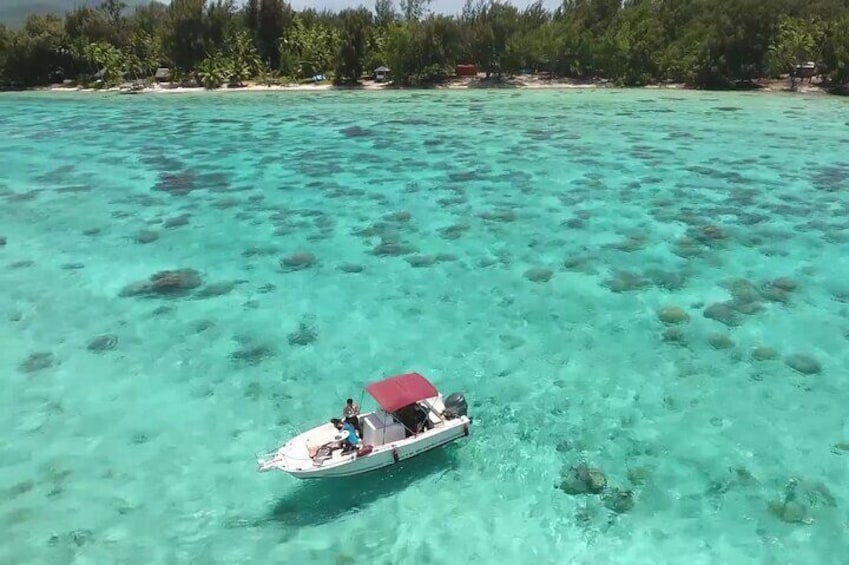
[365,372,438,413]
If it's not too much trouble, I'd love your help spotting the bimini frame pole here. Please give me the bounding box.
[418,398,445,425]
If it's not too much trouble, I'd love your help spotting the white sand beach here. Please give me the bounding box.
[39,73,828,95]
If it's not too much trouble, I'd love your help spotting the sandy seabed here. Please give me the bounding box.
[1,87,847,564]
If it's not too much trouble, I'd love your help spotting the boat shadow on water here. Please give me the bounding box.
[267,446,462,529]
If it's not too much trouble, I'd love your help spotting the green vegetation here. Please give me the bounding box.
[1,0,849,92]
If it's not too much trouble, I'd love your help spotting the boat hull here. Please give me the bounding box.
[262,416,470,479]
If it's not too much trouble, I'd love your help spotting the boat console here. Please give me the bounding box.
[361,410,405,446]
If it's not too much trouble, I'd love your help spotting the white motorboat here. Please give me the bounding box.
[257,372,471,479]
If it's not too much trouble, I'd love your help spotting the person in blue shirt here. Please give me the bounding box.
[331,418,360,453]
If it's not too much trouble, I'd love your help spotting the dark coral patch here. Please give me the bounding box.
[703,302,742,327]
[135,230,159,244]
[195,281,244,298]
[479,210,515,223]
[562,256,593,272]
[120,269,203,297]
[341,126,370,138]
[19,352,54,373]
[242,245,279,258]
[87,334,118,352]
[760,277,797,303]
[438,223,470,240]
[608,234,648,253]
[154,171,197,196]
[785,354,822,375]
[708,334,734,350]
[279,253,316,271]
[672,237,703,259]
[724,278,760,305]
[338,263,364,273]
[604,271,649,293]
[644,268,688,291]
[288,322,317,346]
[525,268,553,283]
[153,171,229,196]
[688,224,728,247]
[372,240,416,256]
[163,214,191,229]
[230,344,274,365]
[811,165,849,192]
[407,255,438,268]
[662,327,687,345]
[383,211,411,222]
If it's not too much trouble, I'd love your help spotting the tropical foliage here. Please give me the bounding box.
[1,0,849,92]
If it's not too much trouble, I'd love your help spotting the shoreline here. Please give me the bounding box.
[4,74,834,96]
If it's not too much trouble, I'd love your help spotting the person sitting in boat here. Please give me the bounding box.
[331,418,360,454]
[309,418,361,460]
[345,415,362,437]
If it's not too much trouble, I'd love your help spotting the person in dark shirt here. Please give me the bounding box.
[342,398,359,419]
[342,398,362,436]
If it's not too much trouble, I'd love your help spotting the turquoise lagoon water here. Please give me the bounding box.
[1,88,848,564]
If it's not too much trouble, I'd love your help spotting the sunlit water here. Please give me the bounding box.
[1,88,848,564]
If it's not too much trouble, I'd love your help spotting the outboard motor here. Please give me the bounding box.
[443,392,468,419]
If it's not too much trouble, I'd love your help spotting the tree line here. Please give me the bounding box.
[1,0,848,91]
